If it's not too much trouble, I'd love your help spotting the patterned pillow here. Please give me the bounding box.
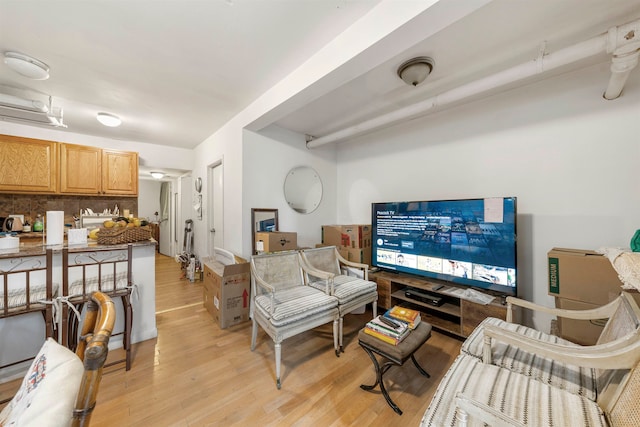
[0,338,83,427]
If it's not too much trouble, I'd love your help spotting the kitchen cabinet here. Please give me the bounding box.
[60,143,138,196]
[0,134,58,193]
[102,149,138,195]
[60,143,102,194]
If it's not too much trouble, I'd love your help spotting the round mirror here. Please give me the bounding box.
[284,166,322,214]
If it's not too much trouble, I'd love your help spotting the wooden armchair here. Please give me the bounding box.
[250,251,339,389]
[299,246,377,355]
[0,291,115,427]
[421,291,640,426]
[460,292,640,400]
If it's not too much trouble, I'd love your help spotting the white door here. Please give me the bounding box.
[208,161,223,254]
[179,175,193,253]
[159,181,172,256]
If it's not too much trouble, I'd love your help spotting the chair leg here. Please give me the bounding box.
[339,317,344,354]
[251,318,258,351]
[275,342,282,389]
[372,302,378,318]
[334,319,340,357]
[122,295,133,371]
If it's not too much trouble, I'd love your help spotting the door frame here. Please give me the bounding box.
[207,159,223,255]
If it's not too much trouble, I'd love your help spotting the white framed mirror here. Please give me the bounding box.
[283,166,322,214]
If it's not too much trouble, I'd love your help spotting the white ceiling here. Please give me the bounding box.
[1,0,639,152]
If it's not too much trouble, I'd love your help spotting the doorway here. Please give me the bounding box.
[207,161,223,254]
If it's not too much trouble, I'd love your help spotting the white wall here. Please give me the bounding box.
[334,62,640,331]
[242,126,337,257]
[138,179,161,220]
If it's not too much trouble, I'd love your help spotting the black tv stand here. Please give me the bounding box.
[370,271,510,338]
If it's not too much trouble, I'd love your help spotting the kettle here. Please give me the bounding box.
[3,217,24,232]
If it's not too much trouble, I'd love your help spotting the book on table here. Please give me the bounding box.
[364,315,410,345]
[385,306,421,329]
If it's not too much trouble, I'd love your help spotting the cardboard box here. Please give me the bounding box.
[338,246,371,266]
[255,231,297,253]
[555,297,607,345]
[315,243,372,266]
[547,248,624,305]
[203,255,250,329]
[322,224,371,248]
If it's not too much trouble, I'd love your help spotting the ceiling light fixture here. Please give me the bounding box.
[150,171,165,180]
[4,52,50,80]
[96,112,122,127]
[397,56,435,87]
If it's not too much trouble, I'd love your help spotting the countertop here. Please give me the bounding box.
[0,237,157,258]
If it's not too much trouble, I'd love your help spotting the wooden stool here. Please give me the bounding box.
[358,321,432,415]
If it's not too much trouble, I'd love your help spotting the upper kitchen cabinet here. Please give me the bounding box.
[60,143,138,196]
[60,143,102,194]
[102,149,138,195]
[0,134,58,193]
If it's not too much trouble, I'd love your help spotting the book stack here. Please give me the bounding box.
[385,306,421,330]
[364,315,410,345]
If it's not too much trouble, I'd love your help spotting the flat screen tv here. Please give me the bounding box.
[371,197,517,296]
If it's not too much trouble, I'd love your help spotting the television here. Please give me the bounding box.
[371,197,517,297]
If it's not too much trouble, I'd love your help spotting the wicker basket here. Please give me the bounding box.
[97,226,152,244]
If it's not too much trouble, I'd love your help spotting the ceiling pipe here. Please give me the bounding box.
[604,49,640,99]
[307,18,640,149]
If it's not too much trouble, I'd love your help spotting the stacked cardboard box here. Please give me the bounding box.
[547,247,638,345]
[203,254,250,329]
[322,224,372,265]
[255,231,297,253]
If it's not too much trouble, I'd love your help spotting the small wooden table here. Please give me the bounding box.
[358,322,432,415]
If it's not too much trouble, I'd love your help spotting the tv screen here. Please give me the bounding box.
[371,197,517,296]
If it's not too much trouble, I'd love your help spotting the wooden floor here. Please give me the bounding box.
[3,253,463,426]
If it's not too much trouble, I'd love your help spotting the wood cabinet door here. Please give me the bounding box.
[60,143,102,194]
[102,150,138,196]
[0,135,58,193]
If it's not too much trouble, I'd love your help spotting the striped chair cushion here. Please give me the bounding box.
[309,275,377,303]
[255,286,338,327]
[420,354,607,427]
[0,283,55,311]
[67,272,129,297]
[461,317,597,401]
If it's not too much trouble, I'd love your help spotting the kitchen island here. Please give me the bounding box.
[0,238,157,382]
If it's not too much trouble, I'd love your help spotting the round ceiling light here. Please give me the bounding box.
[150,171,165,179]
[397,56,435,87]
[96,112,122,127]
[4,52,50,80]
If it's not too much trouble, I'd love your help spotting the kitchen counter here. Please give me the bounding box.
[0,239,158,382]
[0,236,157,258]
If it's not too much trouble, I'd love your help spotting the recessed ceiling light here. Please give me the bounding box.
[96,112,122,127]
[150,171,165,179]
[4,52,50,80]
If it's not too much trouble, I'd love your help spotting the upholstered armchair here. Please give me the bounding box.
[421,291,640,426]
[250,251,339,389]
[299,246,378,355]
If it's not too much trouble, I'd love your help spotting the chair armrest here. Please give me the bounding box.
[334,250,369,280]
[482,323,640,369]
[455,393,525,427]
[505,295,620,320]
[298,255,334,295]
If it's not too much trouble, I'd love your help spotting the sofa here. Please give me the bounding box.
[420,291,640,426]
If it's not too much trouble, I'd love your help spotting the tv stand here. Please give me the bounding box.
[370,271,510,338]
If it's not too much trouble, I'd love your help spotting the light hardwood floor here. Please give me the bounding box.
[3,253,463,426]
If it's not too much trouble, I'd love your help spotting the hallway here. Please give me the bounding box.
[155,252,203,313]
